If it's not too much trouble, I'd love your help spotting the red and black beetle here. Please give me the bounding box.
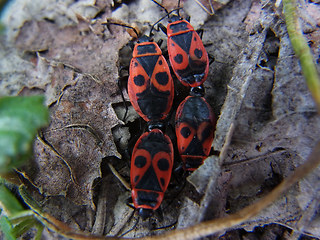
[130,129,174,219]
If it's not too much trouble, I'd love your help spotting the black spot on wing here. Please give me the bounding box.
[155,72,169,85]
[174,54,183,64]
[180,126,191,138]
[134,75,145,86]
[157,158,169,171]
[135,155,147,168]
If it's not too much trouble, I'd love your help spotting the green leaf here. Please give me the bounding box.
[0,96,49,173]
[0,216,15,240]
[12,218,38,238]
[0,184,24,215]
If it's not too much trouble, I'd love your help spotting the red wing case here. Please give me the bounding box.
[167,20,209,87]
[131,129,174,210]
[175,96,216,171]
[128,42,174,122]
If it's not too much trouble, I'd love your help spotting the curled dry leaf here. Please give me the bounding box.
[15,14,127,206]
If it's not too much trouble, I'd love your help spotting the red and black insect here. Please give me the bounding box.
[175,94,216,171]
[149,1,216,171]
[131,128,174,219]
[166,17,209,88]
[104,19,175,124]
[151,0,210,88]
[103,20,177,219]
[128,33,175,217]
[128,35,174,123]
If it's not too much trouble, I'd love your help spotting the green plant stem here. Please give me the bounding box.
[283,0,320,112]
[34,223,44,240]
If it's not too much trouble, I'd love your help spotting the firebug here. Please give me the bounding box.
[151,0,210,88]
[128,36,174,123]
[104,19,174,123]
[175,95,216,171]
[131,129,174,219]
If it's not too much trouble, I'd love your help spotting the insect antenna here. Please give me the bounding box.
[177,0,181,17]
[149,8,182,37]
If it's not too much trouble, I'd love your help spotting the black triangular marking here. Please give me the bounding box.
[136,165,162,192]
[171,31,193,53]
[137,55,159,78]
[185,137,205,156]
